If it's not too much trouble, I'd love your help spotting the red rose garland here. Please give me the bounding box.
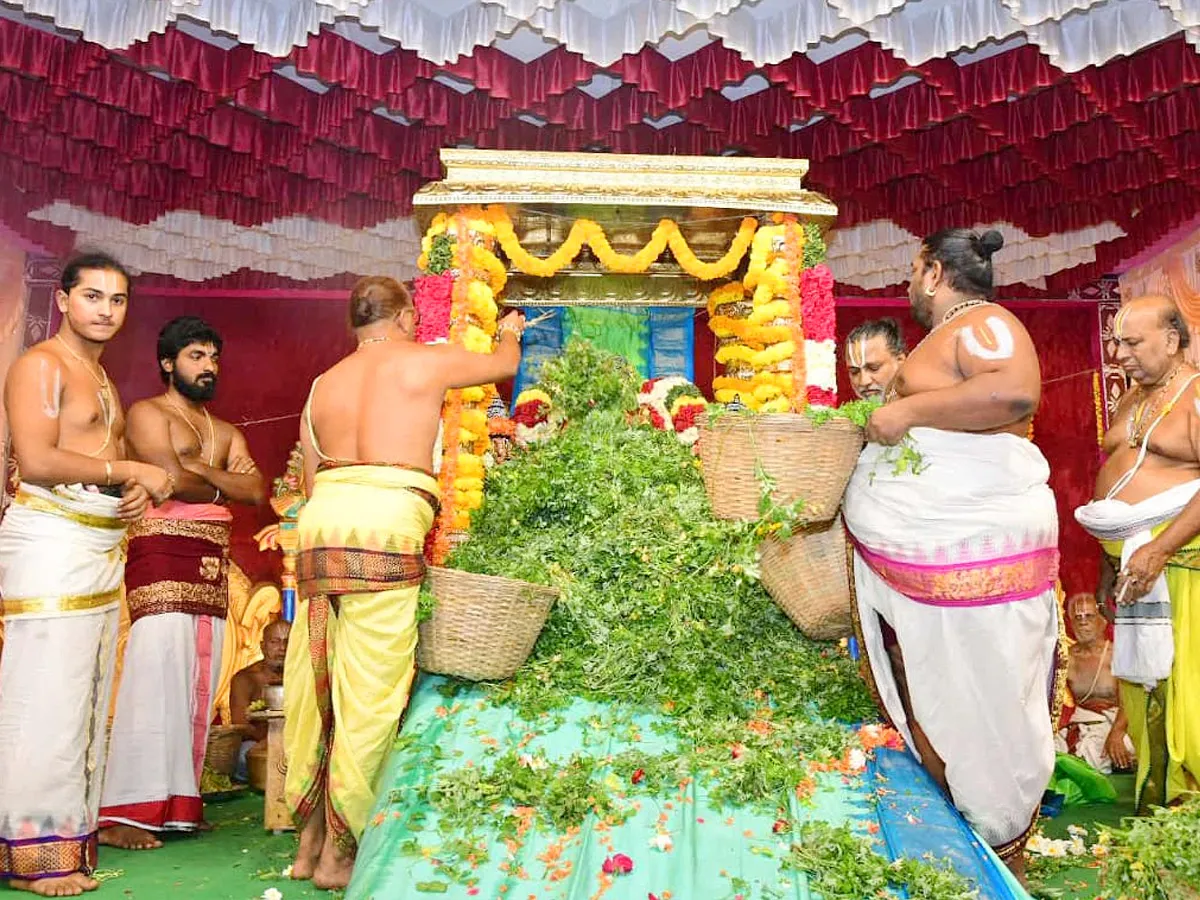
[413,273,454,343]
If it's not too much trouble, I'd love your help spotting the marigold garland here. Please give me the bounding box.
[432,207,758,282]
[781,217,807,412]
[1094,370,1106,448]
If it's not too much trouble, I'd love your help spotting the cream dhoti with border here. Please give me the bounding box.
[99,501,232,832]
[843,428,1061,856]
[0,484,126,881]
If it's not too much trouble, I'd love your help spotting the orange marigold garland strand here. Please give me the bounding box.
[782,216,807,413]
[1094,370,1106,448]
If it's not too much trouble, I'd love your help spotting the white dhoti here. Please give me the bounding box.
[843,429,1061,855]
[99,503,230,832]
[0,484,126,881]
[1055,706,1133,775]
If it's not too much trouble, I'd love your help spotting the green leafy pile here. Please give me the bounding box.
[1099,799,1200,900]
[787,822,977,900]
[449,340,874,732]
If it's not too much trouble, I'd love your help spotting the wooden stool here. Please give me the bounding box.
[249,710,292,832]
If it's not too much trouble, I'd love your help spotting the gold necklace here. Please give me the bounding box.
[356,337,391,350]
[937,298,992,329]
[54,333,114,457]
[1127,364,1184,449]
[168,397,216,466]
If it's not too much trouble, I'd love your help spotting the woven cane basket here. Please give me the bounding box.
[418,566,559,682]
[696,413,862,523]
[759,517,853,641]
[205,725,244,777]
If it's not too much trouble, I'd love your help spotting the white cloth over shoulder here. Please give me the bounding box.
[1075,480,1200,690]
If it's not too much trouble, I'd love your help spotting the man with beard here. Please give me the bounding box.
[844,318,907,402]
[842,229,1060,882]
[99,316,265,849]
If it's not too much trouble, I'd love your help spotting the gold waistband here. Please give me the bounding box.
[14,488,124,530]
[1,587,122,619]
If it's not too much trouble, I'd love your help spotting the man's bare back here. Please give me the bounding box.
[307,343,448,470]
[1096,372,1200,503]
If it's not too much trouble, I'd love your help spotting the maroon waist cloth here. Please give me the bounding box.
[124,518,231,624]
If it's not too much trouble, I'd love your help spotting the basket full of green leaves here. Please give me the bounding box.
[696,407,864,523]
[759,517,853,641]
[417,567,559,682]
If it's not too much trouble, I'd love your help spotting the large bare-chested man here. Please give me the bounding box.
[99,316,265,849]
[0,253,171,896]
[1076,295,1200,813]
[842,228,1060,881]
[284,276,524,890]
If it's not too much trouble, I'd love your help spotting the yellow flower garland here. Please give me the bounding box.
[476,208,757,282]
[1094,370,1106,447]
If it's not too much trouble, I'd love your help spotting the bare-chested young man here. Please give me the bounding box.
[843,317,907,402]
[842,228,1060,882]
[99,316,265,849]
[0,253,171,896]
[1076,294,1200,813]
[1056,593,1134,774]
[283,276,523,890]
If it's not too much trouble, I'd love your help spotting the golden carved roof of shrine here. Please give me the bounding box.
[412,149,837,222]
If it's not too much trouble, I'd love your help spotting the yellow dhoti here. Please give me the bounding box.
[283,464,438,854]
[1102,533,1200,809]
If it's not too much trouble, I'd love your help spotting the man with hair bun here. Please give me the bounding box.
[844,317,907,401]
[99,316,266,849]
[283,276,525,890]
[843,228,1060,881]
[1077,294,1200,815]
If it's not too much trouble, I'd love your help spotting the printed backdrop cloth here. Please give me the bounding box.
[284,464,438,855]
[0,484,125,879]
[843,429,1061,851]
[99,502,231,832]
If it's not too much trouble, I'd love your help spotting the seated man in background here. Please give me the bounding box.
[1056,593,1135,774]
[230,618,291,784]
[844,317,907,401]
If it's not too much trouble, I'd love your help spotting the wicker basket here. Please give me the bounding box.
[696,413,862,523]
[417,567,559,682]
[205,725,244,777]
[759,517,853,641]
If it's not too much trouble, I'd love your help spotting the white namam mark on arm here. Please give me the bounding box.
[39,358,62,419]
[1193,397,1200,419]
[959,315,1016,361]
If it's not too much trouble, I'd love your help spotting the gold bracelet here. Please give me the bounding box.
[497,323,524,341]
[104,461,113,485]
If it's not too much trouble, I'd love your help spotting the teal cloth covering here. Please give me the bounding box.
[563,306,649,376]
[346,677,1032,900]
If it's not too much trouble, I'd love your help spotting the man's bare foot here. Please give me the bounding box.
[8,873,99,895]
[290,813,325,881]
[196,819,214,833]
[98,825,163,850]
[1003,851,1029,887]
[312,835,355,891]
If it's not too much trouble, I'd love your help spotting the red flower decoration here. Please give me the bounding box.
[631,768,645,785]
[772,819,790,834]
[647,407,667,430]
[640,379,658,393]
[511,400,549,427]
[731,743,745,760]
[414,273,455,344]
[807,385,837,408]
[602,854,634,876]
[800,264,836,343]
[673,403,703,432]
